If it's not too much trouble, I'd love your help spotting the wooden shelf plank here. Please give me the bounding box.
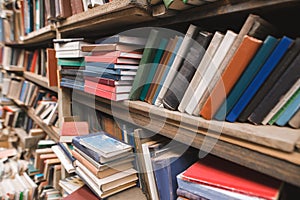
[57,0,153,38]
[23,71,58,93]
[3,65,24,72]
[71,89,300,187]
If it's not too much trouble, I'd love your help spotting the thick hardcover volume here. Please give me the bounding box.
[144,38,176,104]
[247,38,300,124]
[181,156,282,200]
[275,89,300,126]
[155,24,200,106]
[153,37,183,105]
[63,185,98,200]
[200,36,262,120]
[129,29,161,100]
[226,36,293,122]
[162,31,212,110]
[288,109,300,128]
[178,31,224,113]
[214,36,278,121]
[185,30,237,115]
[140,38,169,101]
[253,50,300,124]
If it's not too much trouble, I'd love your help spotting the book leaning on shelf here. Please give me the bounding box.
[71,132,138,199]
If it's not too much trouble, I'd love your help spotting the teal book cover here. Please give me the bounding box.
[273,89,300,126]
[152,36,183,104]
[214,36,278,120]
[140,38,168,101]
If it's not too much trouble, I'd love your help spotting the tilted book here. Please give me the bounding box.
[200,35,262,120]
[247,38,300,124]
[185,30,237,115]
[162,31,212,111]
[214,35,278,121]
[178,31,224,113]
[226,36,293,122]
[155,24,200,106]
[288,108,300,128]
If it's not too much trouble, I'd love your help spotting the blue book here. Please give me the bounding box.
[83,70,130,81]
[19,81,29,103]
[140,38,169,101]
[0,18,3,42]
[152,148,198,200]
[85,65,137,76]
[226,36,293,122]
[276,89,300,126]
[152,36,183,104]
[84,62,138,70]
[214,36,278,120]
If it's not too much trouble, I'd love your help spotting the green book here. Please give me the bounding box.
[129,29,163,100]
[58,58,85,67]
[269,88,300,125]
[140,38,168,101]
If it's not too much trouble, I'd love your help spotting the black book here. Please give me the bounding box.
[162,31,212,110]
[247,38,300,124]
[239,38,300,123]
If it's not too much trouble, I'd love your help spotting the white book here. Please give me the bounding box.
[155,24,199,107]
[185,30,237,115]
[178,31,224,113]
[54,41,91,51]
[55,49,89,58]
[2,77,11,96]
[51,145,75,174]
[262,78,300,125]
[2,46,12,67]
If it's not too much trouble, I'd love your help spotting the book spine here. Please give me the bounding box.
[226,36,293,122]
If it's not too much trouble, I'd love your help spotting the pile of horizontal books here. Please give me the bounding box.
[71,132,138,199]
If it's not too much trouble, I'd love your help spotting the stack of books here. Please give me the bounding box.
[81,34,146,101]
[54,38,90,91]
[176,155,283,200]
[71,132,138,199]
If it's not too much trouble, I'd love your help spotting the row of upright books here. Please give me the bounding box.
[128,14,300,128]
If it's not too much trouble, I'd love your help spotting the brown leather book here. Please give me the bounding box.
[200,35,262,120]
[46,48,58,87]
[63,185,99,200]
[70,0,84,15]
[144,37,176,104]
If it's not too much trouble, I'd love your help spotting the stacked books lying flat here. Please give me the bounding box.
[177,156,283,200]
[71,132,138,199]
[54,38,90,91]
[128,13,300,128]
[81,34,146,101]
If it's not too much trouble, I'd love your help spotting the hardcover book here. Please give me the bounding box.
[226,36,293,122]
[185,30,237,115]
[178,31,224,113]
[200,35,262,120]
[155,24,200,106]
[288,109,300,128]
[162,31,212,110]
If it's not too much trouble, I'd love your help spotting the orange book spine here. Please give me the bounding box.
[200,36,262,120]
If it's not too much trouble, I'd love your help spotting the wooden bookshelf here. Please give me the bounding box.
[72,89,300,187]
[57,0,153,38]
[23,72,58,93]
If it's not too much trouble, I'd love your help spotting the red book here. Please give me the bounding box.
[84,85,129,101]
[63,185,98,200]
[85,56,140,64]
[85,80,132,93]
[84,76,133,87]
[182,156,282,200]
[30,50,39,73]
[60,121,89,143]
